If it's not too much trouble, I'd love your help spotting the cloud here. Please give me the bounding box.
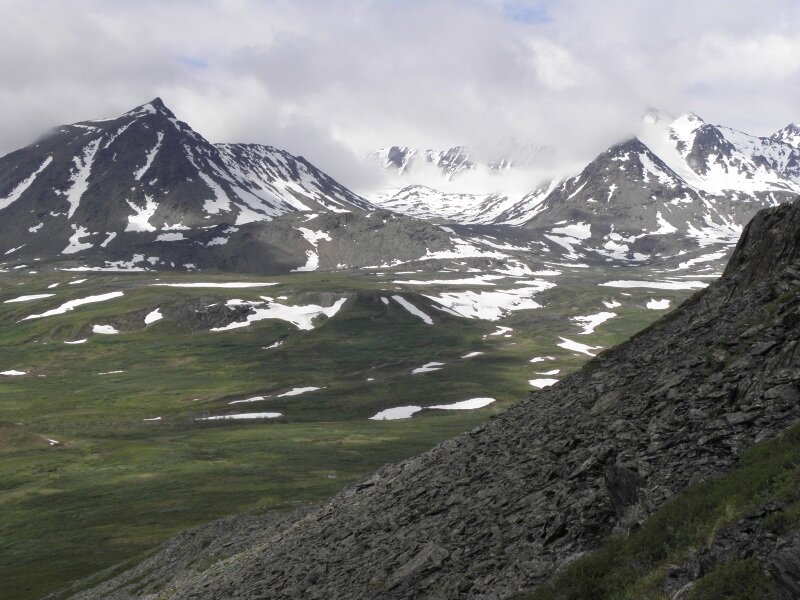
[0,0,799,193]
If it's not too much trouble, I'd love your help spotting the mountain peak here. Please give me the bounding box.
[122,97,175,120]
[771,122,800,148]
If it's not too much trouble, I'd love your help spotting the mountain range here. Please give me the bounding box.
[370,112,800,239]
[1,100,799,273]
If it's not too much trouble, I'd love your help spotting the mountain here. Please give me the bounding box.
[0,99,479,272]
[370,143,550,180]
[369,114,800,241]
[368,143,554,226]
[64,198,800,599]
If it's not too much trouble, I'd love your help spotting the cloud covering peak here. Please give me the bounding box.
[1,0,799,191]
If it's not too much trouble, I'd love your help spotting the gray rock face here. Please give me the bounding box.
[65,199,800,599]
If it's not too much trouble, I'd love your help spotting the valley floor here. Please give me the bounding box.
[0,262,709,599]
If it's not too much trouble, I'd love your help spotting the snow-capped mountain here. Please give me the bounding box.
[371,146,478,179]
[0,98,441,272]
[368,113,800,265]
[368,142,553,224]
[0,98,374,261]
[522,113,800,262]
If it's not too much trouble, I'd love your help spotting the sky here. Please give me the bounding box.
[1,0,799,194]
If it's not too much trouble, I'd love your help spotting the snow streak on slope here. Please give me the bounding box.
[64,139,101,218]
[0,156,53,211]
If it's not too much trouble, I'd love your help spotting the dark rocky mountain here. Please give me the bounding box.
[63,198,800,599]
[0,100,471,273]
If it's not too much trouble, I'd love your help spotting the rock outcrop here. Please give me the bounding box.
[66,199,800,599]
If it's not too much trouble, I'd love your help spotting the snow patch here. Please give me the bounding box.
[412,361,445,374]
[646,298,671,310]
[196,412,282,421]
[4,293,54,303]
[92,324,119,335]
[369,406,423,421]
[572,311,616,335]
[277,386,321,397]
[557,337,602,356]
[392,295,434,324]
[600,280,708,290]
[529,378,558,388]
[22,291,124,320]
[144,308,163,324]
[211,297,346,331]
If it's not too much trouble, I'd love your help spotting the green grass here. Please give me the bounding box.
[0,266,695,599]
[521,422,800,600]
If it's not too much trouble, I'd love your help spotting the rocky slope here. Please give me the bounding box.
[64,198,800,599]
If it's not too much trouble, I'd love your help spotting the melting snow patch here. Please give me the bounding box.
[412,362,445,374]
[292,228,332,272]
[64,339,87,345]
[427,283,553,321]
[0,370,27,376]
[155,232,185,242]
[647,298,671,310]
[572,312,616,335]
[673,252,726,270]
[429,398,495,410]
[489,326,513,336]
[263,341,283,350]
[134,132,164,180]
[530,356,557,363]
[550,222,591,240]
[144,308,163,324]
[98,370,125,375]
[153,282,277,288]
[229,396,266,405]
[64,140,101,218]
[212,297,346,331]
[4,293,54,303]
[22,291,124,320]
[0,156,53,210]
[600,280,708,290]
[558,337,602,356]
[529,378,559,388]
[537,369,561,375]
[62,225,94,254]
[278,387,321,397]
[602,299,622,309]
[143,417,162,421]
[394,275,502,286]
[392,295,434,324]
[369,406,423,421]
[125,196,159,232]
[196,412,282,421]
[462,351,484,359]
[92,324,119,335]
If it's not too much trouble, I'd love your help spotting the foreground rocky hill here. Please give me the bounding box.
[62,204,800,599]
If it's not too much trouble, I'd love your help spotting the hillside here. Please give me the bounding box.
[62,199,800,598]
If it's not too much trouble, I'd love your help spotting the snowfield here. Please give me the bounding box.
[211,297,347,332]
[22,291,124,320]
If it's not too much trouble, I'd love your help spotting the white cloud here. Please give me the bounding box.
[0,0,798,193]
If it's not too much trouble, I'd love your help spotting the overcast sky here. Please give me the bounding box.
[1,0,799,192]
